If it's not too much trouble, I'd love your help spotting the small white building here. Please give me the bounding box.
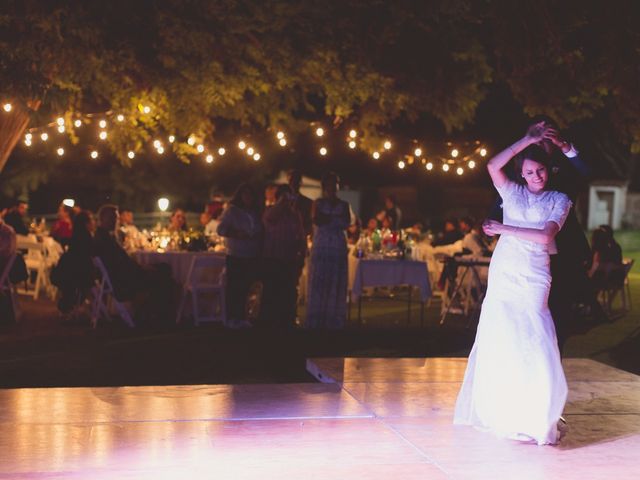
[588,180,628,230]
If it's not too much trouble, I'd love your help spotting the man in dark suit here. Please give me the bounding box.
[288,170,313,240]
[487,120,602,353]
[3,200,29,236]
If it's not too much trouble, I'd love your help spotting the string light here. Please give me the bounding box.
[247,147,255,156]
[57,125,65,133]
[206,154,214,163]
[157,146,165,154]
[24,138,32,147]
[90,150,99,159]
[56,147,64,156]
[372,151,380,160]
[279,138,287,147]
[56,117,65,126]
[398,160,406,169]
[41,133,49,141]
[468,160,476,169]
[74,119,82,128]
[168,135,175,143]
[451,148,459,158]
[218,147,226,155]
[116,114,125,122]
[127,151,135,159]
[196,144,205,153]
[238,141,246,150]
[142,106,151,114]
[319,147,327,156]
[187,136,196,146]
[276,131,285,140]
[315,127,324,137]
[442,164,450,172]
[349,129,357,138]
[99,119,107,129]
[414,148,422,157]
[25,133,32,142]
[426,162,433,170]
[348,141,357,149]
[153,140,162,149]
[2,103,12,112]
[457,167,464,175]
[384,140,392,150]
[99,131,107,140]
[253,153,261,161]
[480,148,487,157]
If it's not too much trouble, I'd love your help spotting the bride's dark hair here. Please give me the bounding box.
[513,145,553,184]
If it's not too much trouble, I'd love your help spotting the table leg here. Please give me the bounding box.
[439,266,469,326]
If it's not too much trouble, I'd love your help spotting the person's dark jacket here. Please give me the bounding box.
[3,211,28,235]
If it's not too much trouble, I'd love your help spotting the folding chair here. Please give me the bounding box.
[16,238,48,300]
[0,253,20,321]
[176,254,226,325]
[91,257,135,328]
[597,259,634,313]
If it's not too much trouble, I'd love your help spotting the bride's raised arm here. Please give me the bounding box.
[486,121,556,187]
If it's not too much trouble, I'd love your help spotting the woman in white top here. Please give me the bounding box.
[454,122,572,445]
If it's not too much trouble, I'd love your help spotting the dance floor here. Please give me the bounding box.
[1,358,638,479]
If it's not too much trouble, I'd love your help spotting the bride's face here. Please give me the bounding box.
[521,159,548,193]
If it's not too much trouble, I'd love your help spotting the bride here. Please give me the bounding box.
[454,122,572,445]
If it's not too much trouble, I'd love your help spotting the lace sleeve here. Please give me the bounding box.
[494,179,519,202]
[548,192,572,229]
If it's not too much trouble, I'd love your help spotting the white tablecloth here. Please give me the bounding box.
[350,257,432,301]
[133,251,225,285]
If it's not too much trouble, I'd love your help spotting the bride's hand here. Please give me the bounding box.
[482,219,503,236]
[526,121,558,145]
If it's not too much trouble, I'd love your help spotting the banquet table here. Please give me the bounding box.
[132,250,225,286]
[348,256,432,325]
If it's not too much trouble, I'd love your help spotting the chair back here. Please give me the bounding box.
[92,257,115,293]
[185,254,226,289]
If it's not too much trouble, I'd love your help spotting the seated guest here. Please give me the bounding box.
[200,211,220,238]
[589,226,624,291]
[51,203,74,248]
[383,194,402,230]
[346,218,361,245]
[168,208,188,232]
[260,184,306,328]
[432,218,463,247]
[264,183,278,208]
[217,184,263,327]
[52,210,96,314]
[365,218,379,236]
[94,205,176,324]
[119,208,146,250]
[3,200,29,236]
[206,191,225,219]
[459,217,491,256]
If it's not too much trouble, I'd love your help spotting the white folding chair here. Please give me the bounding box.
[0,253,20,321]
[176,255,226,325]
[16,238,48,300]
[91,257,135,328]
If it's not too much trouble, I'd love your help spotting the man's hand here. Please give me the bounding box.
[482,219,503,237]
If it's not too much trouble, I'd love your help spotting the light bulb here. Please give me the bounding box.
[349,129,357,138]
[372,151,380,160]
[319,147,327,156]
[276,131,285,139]
[469,160,476,169]
[157,146,165,154]
[451,148,459,158]
[247,147,254,156]
[206,154,214,163]
[168,135,175,143]
[143,106,151,114]
[99,119,107,129]
[218,147,226,155]
[127,151,135,159]
[279,138,287,147]
[158,198,169,212]
[41,133,49,141]
[457,167,464,175]
[384,140,392,150]
[442,164,450,172]
[153,139,162,149]
[57,117,65,126]
[426,162,433,170]
[187,136,196,146]
[398,160,406,169]
[480,148,487,157]
[62,199,75,208]
[315,127,324,137]
[74,119,82,128]
[2,103,12,112]
[414,148,422,157]
[253,153,261,161]
[56,147,64,156]
[90,150,99,159]
[348,141,356,149]
[196,144,205,153]
[24,139,32,147]
[57,125,65,133]
[116,114,125,122]
[238,141,246,150]
[99,131,107,140]
[25,133,32,141]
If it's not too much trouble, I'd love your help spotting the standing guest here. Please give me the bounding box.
[383,194,402,230]
[264,183,278,208]
[206,191,225,219]
[3,200,29,236]
[168,208,188,232]
[51,203,74,247]
[454,125,571,445]
[287,170,313,239]
[52,210,96,314]
[217,184,263,327]
[261,184,306,328]
[94,205,176,324]
[306,172,351,329]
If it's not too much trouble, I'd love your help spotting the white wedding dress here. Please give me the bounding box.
[454,179,572,445]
